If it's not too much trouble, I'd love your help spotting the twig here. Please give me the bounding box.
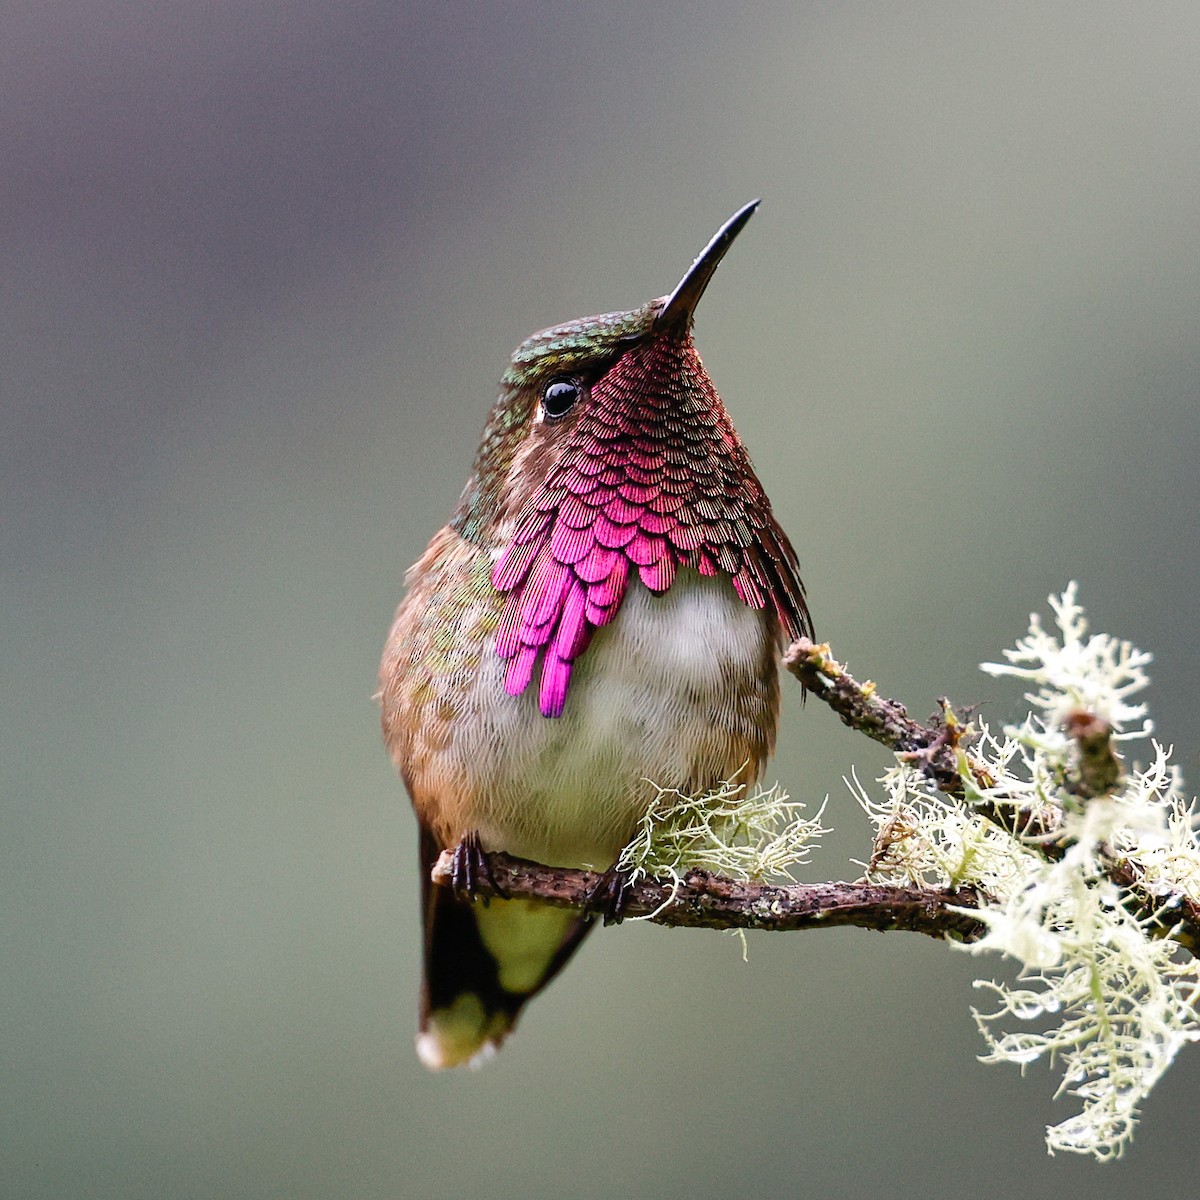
[785,639,988,795]
[431,849,987,941]
[1063,708,1124,798]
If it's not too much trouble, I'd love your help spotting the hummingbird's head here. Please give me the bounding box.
[451,200,761,548]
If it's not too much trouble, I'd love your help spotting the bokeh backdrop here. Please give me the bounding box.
[6,3,1200,1197]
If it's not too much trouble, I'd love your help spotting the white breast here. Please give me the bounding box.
[449,569,780,868]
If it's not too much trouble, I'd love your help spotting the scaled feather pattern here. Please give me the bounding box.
[492,335,810,716]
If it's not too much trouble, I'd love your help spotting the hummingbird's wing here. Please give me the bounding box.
[415,825,592,1069]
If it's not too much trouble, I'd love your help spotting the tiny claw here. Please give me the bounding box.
[448,832,508,903]
[584,863,635,926]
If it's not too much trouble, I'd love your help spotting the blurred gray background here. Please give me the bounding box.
[5,3,1200,1197]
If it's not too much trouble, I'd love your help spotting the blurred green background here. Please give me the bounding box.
[5,3,1200,1196]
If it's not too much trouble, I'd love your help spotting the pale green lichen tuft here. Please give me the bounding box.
[980,580,1154,753]
[617,773,827,920]
[856,584,1200,1160]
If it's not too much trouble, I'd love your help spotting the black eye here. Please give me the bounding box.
[541,377,581,420]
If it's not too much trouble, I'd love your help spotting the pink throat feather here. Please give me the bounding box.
[491,336,809,717]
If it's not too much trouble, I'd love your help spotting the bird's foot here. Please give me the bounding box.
[448,832,508,903]
[584,863,635,926]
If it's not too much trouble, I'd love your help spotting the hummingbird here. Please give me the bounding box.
[378,200,811,1069]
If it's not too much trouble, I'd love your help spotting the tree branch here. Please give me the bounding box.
[785,637,1200,956]
[426,637,1200,958]
[432,849,988,942]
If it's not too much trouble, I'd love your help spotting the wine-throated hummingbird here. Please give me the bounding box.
[379,200,811,1068]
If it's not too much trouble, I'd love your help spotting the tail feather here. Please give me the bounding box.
[417,827,591,1069]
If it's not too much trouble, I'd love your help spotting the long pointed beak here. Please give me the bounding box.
[654,198,760,331]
